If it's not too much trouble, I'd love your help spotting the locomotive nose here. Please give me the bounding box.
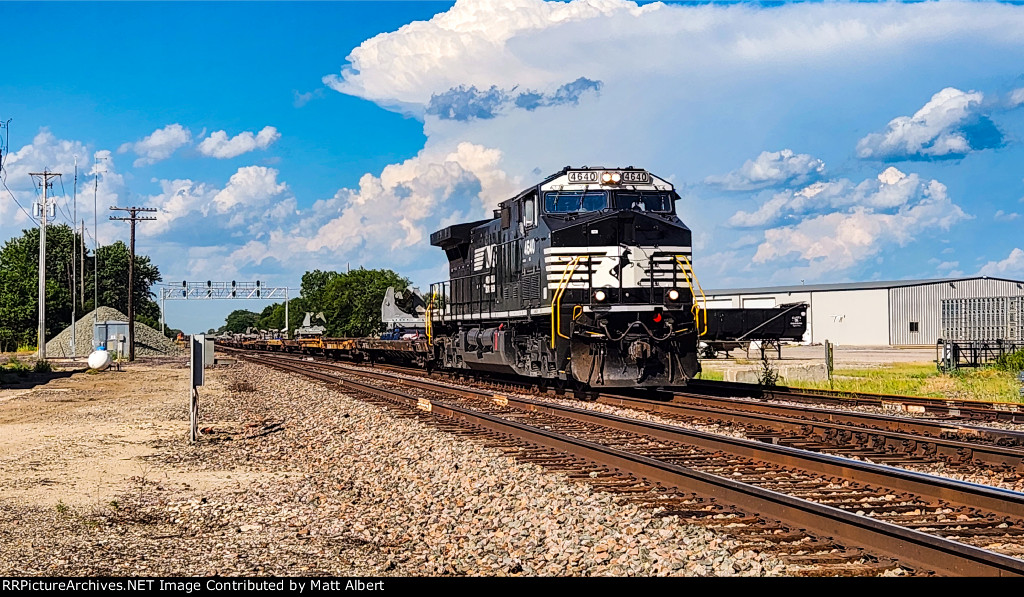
[551,210,687,247]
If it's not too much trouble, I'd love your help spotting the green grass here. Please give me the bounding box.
[1,357,31,376]
[695,369,724,381]
[784,362,1022,403]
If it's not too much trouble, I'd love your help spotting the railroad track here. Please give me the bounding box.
[220,348,1024,476]
[594,392,1024,474]
[688,379,1024,424]
[237,351,1024,576]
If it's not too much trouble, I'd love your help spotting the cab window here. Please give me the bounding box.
[616,191,673,213]
[524,194,537,227]
[544,191,608,213]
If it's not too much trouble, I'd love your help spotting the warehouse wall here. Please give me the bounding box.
[701,291,812,310]
[889,278,1024,346]
[810,289,890,345]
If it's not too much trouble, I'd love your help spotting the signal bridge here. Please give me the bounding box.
[159,281,292,335]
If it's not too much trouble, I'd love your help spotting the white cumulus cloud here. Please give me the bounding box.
[1009,88,1024,108]
[979,248,1024,278]
[728,166,938,229]
[325,0,1024,120]
[118,124,192,167]
[198,126,281,159]
[856,88,1001,161]
[304,142,518,255]
[144,165,293,236]
[324,0,642,113]
[748,167,969,277]
[0,129,125,243]
[705,149,825,191]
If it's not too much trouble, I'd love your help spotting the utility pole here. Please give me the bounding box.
[29,170,61,361]
[109,206,157,361]
[93,157,105,326]
[71,158,77,357]
[80,221,85,311]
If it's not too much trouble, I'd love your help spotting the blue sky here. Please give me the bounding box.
[2,0,1024,333]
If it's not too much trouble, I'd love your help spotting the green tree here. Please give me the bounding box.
[301,269,341,311]
[0,226,165,351]
[322,268,410,337]
[87,241,162,321]
[223,309,260,333]
[257,298,309,335]
[0,225,90,349]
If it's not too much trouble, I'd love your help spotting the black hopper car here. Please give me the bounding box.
[427,166,705,390]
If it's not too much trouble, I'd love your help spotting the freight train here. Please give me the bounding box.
[220,166,706,396]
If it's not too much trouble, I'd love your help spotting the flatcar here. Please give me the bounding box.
[426,166,704,393]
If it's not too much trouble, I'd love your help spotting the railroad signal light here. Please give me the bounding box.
[232,280,236,288]
[181,290,186,297]
[256,280,260,287]
[182,280,187,288]
[207,280,212,288]
[653,307,663,323]
[256,289,261,298]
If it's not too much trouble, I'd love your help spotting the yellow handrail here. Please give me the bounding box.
[550,256,584,348]
[675,254,707,337]
[425,294,435,346]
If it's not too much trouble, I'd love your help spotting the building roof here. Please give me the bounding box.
[705,276,1024,297]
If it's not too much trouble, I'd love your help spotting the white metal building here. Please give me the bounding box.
[703,276,1024,346]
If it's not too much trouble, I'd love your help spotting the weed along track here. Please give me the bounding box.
[245,352,1024,576]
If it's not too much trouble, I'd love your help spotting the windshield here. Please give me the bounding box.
[544,191,608,214]
[615,192,673,213]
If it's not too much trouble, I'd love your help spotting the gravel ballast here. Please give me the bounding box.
[0,361,794,576]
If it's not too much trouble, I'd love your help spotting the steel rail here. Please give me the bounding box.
[687,379,1024,423]
[243,352,1024,576]
[236,349,1024,470]
[595,393,1024,470]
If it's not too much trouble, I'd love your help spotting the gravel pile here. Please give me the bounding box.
[45,307,181,358]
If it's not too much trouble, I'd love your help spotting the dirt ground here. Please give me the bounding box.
[0,358,353,576]
[0,359,238,508]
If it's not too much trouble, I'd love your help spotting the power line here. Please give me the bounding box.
[0,119,39,225]
[1,176,38,225]
[56,175,74,223]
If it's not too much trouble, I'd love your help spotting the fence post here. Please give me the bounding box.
[825,339,834,389]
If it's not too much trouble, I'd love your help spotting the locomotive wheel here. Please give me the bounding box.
[553,379,567,396]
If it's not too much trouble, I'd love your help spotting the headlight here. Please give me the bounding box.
[667,289,680,301]
[594,290,607,302]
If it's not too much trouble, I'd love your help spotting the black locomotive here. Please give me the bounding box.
[428,166,703,392]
